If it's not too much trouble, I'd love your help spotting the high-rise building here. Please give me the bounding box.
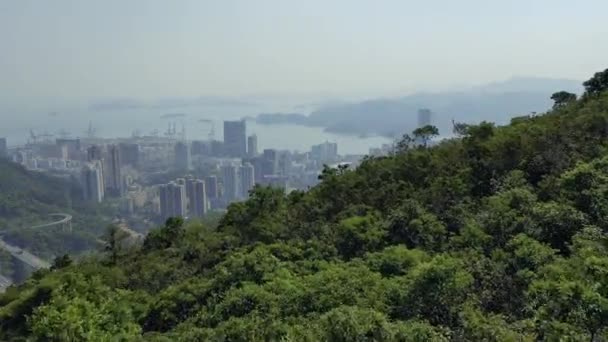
[159,181,187,220]
[278,152,292,176]
[417,109,432,128]
[87,145,104,162]
[56,138,81,160]
[247,134,258,157]
[210,140,225,157]
[0,138,7,158]
[239,163,255,199]
[262,149,278,176]
[311,142,338,163]
[204,175,219,199]
[191,140,210,156]
[249,157,265,184]
[173,183,187,218]
[86,145,105,190]
[221,164,239,201]
[81,161,104,203]
[186,178,207,218]
[159,184,170,220]
[223,120,247,157]
[119,143,140,167]
[37,143,68,160]
[106,145,123,196]
[174,142,191,170]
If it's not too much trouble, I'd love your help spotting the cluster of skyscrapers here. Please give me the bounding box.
[4,117,351,223]
[159,177,208,221]
[157,119,339,219]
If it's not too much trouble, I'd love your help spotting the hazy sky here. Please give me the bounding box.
[1,0,607,104]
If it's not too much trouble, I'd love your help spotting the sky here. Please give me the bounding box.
[1,0,607,105]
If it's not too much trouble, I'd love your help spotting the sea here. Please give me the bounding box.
[1,102,391,156]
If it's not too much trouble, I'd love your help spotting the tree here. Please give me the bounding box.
[386,200,447,251]
[530,280,608,340]
[334,213,386,259]
[390,255,473,326]
[583,68,608,97]
[29,274,141,341]
[551,91,577,108]
[451,120,469,136]
[143,217,186,251]
[105,224,129,264]
[316,306,395,342]
[395,133,416,153]
[364,245,429,277]
[527,202,588,253]
[50,254,72,271]
[412,125,439,147]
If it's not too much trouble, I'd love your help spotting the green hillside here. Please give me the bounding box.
[0,159,75,220]
[2,69,608,341]
[0,160,111,261]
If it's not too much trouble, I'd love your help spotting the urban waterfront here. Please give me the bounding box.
[0,110,397,232]
[0,104,391,155]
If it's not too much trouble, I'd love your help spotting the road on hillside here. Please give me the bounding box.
[0,239,51,270]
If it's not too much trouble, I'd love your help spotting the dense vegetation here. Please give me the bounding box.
[0,160,112,262]
[2,69,608,341]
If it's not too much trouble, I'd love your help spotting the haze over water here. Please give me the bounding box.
[1,103,390,155]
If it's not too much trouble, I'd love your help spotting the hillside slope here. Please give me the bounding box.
[0,160,110,261]
[0,160,75,220]
[1,69,608,341]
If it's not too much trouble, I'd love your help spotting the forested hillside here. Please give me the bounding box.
[2,69,608,341]
[0,160,76,220]
[0,160,111,260]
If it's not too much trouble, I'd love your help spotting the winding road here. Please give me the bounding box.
[30,213,72,230]
[0,213,72,290]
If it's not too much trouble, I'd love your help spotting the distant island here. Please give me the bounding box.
[254,77,583,138]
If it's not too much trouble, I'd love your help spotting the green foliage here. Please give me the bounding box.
[364,245,429,277]
[386,200,446,251]
[412,124,440,147]
[584,68,608,97]
[390,255,473,326]
[335,213,386,259]
[143,217,185,251]
[29,274,142,341]
[0,159,114,259]
[551,91,577,109]
[4,68,608,340]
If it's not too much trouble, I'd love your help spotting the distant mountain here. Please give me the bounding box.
[256,113,309,125]
[255,77,583,138]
